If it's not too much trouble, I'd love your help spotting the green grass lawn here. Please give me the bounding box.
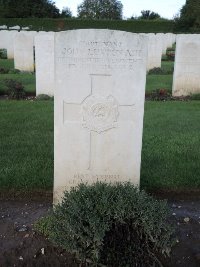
[0,59,14,69]
[0,101,53,190]
[0,73,36,95]
[141,101,200,190]
[0,100,199,191]
[146,74,173,93]
[161,61,174,72]
[0,59,35,95]
[146,61,174,93]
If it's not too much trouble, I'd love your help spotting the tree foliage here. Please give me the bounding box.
[139,10,161,20]
[61,7,72,18]
[77,0,123,20]
[0,0,60,18]
[177,0,200,31]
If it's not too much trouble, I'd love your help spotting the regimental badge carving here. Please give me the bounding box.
[82,95,119,133]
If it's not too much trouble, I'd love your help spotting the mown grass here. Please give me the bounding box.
[141,101,200,190]
[161,61,174,72]
[0,59,35,95]
[0,73,36,95]
[0,100,199,191]
[0,59,14,69]
[146,61,174,93]
[146,74,173,93]
[0,101,53,189]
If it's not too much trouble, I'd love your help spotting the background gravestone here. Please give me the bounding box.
[146,33,162,71]
[54,29,147,203]
[0,30,17,59]
[173,34,200,96]
[35,32,55,96]
[14,32,37,72]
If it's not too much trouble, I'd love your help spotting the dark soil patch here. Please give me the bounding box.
[145,91,192,101]
[0,196,200,267]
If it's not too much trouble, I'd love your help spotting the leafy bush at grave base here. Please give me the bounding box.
[161,54,168,61]
[0,49,7,59]
[146,89,171,101]
[0,67,19,74]
[4,79,25,100]
[36,94,54,101]
[190,93,200,100]
[8,68,20,74]
[166,48,175,61]
[36,182,175,267]
[0,67,9,74]
[148,67,173,75]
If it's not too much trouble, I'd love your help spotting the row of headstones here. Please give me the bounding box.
[0,31,176,96]
[0,30,200,98]
[0,29,198,203]
[0,25,29,30]
[52,30,199,203]
[30,31,200,97]
[0,30,54,95]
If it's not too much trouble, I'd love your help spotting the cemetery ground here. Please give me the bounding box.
[0,58,200,266]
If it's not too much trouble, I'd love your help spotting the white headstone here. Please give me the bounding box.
[0,30,17,59]
[166,33,174,48]
[35,32,55,96]
[21,27,30,30]
[9,25,20,30]
[14,32,37,71]
[173,34,200,96]
[147,33,162,71]
[54,29,147,204]
[0,25,7,30]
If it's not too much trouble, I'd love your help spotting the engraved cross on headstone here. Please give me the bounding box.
[63,74,135,170]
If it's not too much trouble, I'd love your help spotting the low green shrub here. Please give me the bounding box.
[4,79,25,100]
[0,67,9,74]
[148,67,173,75]
[190,93,200,100]
[161,54,168,61]
[0,49,7,59]
[36,182,175,267]
[8,68,21,74]
[36,94,54,100]
[35,214,54,237]
[166,48,175,61]
[146,89,171,101]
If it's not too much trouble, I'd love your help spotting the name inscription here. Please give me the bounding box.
[56,40,143,71]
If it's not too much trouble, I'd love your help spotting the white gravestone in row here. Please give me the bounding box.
[147,33,162,71]
[54,29,147,204]
[9,25,20,30]
[165,33,175,49]
[0,25,7,30]
[173,34,200,96]
[35,32,55,96]
[0,30,17,59]
[14,32,37,72]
